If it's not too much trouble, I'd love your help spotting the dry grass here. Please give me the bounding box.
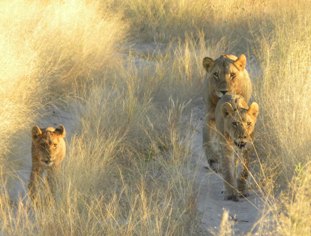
[0,0,125,172]
[277,161,311,236]
[254,3,311,182]
[111,0,273,43]
[1,0,311,235]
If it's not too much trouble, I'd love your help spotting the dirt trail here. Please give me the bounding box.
[190,103,263,235]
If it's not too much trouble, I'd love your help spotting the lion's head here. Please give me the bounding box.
[32,125,66,166]
[203,54,251,100]
[222,100,259,150]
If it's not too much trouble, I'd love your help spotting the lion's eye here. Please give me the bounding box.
[213,72,219,79]
[53,143,57,148]
[232,122,238,127]
[230,73,236,79]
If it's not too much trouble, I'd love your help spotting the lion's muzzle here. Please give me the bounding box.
[234,140,247,149]
[42,159,54,167]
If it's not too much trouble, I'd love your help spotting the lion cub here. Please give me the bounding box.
[28,125,66,201]
[214,94,259,201]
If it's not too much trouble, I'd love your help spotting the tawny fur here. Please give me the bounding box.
[202,54,253,171]
[214,94,259,201]
[28,125,66,201]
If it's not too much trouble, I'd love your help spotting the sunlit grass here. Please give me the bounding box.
[0,0,125,172]
[1,0,311,235]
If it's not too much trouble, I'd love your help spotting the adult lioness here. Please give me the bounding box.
[214,94,259,201]
[28,125,66,201]
[202,54,252,171]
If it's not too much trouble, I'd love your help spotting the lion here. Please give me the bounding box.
[213,94,259,201]
[28,124,66,201]
[202,54,253,171]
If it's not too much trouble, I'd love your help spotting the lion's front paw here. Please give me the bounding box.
[207,159,220,172]
[239,191,250,198]
[224,194,239,202]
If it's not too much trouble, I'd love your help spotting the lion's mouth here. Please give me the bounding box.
[43,160,54,166]
[216,90,228,98]
[216,92,224,98]
[234,141,247,149]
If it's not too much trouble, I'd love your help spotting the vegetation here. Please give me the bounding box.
[0,0,310,235]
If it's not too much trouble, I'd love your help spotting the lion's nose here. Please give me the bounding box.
[220,90,228,95]
[239,142,246,148]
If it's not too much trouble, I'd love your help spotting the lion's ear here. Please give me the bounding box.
[248,102,259,118]
[234,54,247,71]
[55,124,66,138]
[222,102,234,117]
[203,57,215,72]
[32,126,42,140]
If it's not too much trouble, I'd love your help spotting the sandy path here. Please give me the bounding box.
[190,103,263,235]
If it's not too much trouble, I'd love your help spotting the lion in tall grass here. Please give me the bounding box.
[202,54,252,171]
[214,94,259,201]
[28,125,66,201]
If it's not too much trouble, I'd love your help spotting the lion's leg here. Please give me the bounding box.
[47,167,59,202]
[28,162,42,202]
[221,145,238,201]
[237,151,250,197]
[203,118,220,172]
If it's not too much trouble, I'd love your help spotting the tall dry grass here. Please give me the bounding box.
[110,0,273,44]
[1,0,311,235]
[254,2,311,182]
[0,74,201,235]
[0,0,204,234]
[0,0,125,176]
[0,0,127,232]
[250,2,311,235]
[118,0,311,234]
